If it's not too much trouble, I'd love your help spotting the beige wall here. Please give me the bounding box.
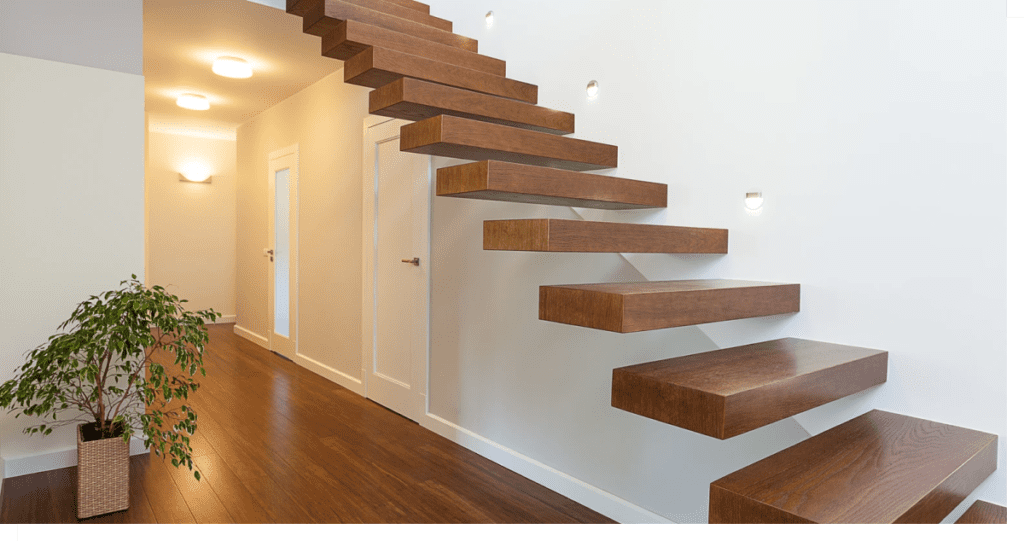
[236,68,367,382]
[146,130,237,319]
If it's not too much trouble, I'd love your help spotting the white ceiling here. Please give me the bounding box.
[144,0,343,136]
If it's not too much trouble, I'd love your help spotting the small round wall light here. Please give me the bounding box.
[745,192,764,211]
[176,93,210,111]
[586,80,600,98]
[485,11,494,28]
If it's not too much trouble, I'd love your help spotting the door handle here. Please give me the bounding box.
[401,258,421,266]
[265,249,274,262]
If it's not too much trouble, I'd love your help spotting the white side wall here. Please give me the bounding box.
[146,130,238,321]
[0,53,145,477]
[423,0,1006,523]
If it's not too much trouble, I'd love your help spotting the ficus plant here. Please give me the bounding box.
[0,276,219,480]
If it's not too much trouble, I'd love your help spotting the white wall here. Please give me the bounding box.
[424,0,1005,523]
[0,52,145,477]
[146,130,237,320]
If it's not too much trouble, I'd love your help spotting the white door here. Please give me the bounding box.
[362,119,429,422]
[268,145,298,360]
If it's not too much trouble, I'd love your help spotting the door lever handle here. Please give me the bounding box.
[401,258,421,266]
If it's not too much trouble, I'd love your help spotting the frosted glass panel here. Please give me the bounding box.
[274,167,290,338]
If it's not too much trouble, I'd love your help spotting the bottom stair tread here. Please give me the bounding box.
[709,409,998,523]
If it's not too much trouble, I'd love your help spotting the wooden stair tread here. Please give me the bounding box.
[378,0,431,14]
[402,116,617,171]
[437,161,666,209]
[611,338,888,439]
[347,48,537,104]
[710,410,998,523]
[289,0,451,31]
[484,219,727,253]
[955,500,1007,524]
[301,0,477,52]
[539,280,800,333]
[323,22,505,76]
[371,79,571,133]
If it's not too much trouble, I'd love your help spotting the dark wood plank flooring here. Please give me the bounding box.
[1,324,614,524]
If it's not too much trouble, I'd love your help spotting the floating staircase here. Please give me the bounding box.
[709,410,998,523]
[281,0,999,523]
[954,501,1007,524]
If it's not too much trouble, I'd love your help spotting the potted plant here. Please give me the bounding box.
[0,276,219,519]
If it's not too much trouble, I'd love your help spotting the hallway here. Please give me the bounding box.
[0,324,614,524]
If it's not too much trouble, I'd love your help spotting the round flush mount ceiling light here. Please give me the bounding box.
[485,11,494,28]
[176,93,210,111]
[586,80,600,98]
[212,56,253,79]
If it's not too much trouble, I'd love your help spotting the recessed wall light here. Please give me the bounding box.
[745,192,764,210]
[485,11,494,28]
[176,93,210,111]
[587,80,600,98]
[212,56,253,79]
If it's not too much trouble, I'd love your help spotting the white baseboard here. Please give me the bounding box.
[294,352,363,396]
[233,324,269,348]
[215,315,237,324]
[3,438,148,479]
[421,413,672,524]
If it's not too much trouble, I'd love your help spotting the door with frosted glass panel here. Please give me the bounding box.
[268,146,298,360]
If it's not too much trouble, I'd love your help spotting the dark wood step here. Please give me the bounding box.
[539,280,799,333]
[302,0,477,52]
[323,22,505,77]
[401,116,617,171]
[955,501,1007,524]
[371,79,570,133]
[611,338,888,439]
[289,0,450,31]
[437,161,666,209]
[710,410,998,523]
[347,48,537,104]
[484,219,727,254]
[378,0,431,14]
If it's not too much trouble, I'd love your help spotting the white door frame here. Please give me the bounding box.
[361,117,431,422]
[268,144,299,360]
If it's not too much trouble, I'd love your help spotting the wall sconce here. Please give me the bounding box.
[587,80,600,98]
[745,192,764,210]
[485,11,494,28]
[179,173,212,184]
[180,164,212,183]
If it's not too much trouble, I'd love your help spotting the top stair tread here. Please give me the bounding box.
[710,409,998,523]
[291,0,451,30]
[954,501,1007,524]
[302,0,477,52]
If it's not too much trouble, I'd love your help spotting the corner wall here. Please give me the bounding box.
[235,68,368,388]
[424,0,1006,522]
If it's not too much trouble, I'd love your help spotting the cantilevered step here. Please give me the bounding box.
[611,338,888,439]
[371,79,571,133]
[401,116,617,171]
[376,0,430,14]
[437,161,666,209]
[347,49,537,104]
[709,410,998,523]
[484,219,727,253]
[300,0,477,52]
[288,0,451,31]
[323,22,505,76]
[955,501,1007,524]
[539,280,799,333]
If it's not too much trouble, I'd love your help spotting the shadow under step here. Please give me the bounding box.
[954,501,1007,524]
[401,116,617,171]
[437,161,665,209]
[347,48,537,104]
[299,0,476,52]
[539,280,799,333]
[710,409,998,523]
[323,21,505,76]
[484,219,727,253]
[611,338,887,439]
[371,79,571,133]
[290,0,451,31]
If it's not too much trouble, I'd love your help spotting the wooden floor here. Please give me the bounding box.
[0,324,614,524]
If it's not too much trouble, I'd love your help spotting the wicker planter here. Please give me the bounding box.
[76,423,129,519]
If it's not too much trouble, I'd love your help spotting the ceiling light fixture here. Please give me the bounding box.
[212,56,253,79]
[176,93,210,111]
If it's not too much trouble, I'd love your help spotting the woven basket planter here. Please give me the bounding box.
[76,423,129,519]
